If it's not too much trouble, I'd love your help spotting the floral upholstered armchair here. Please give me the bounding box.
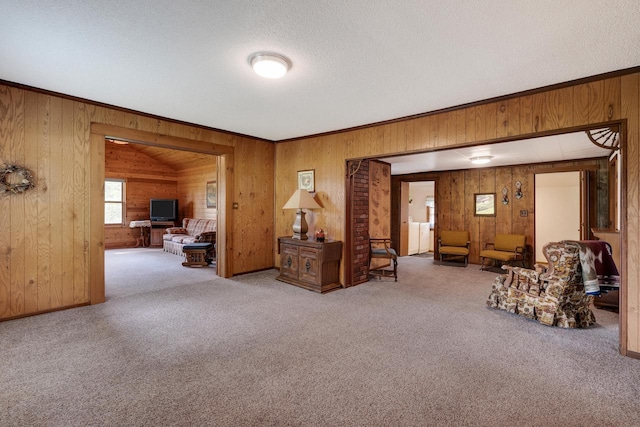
[487,241,595,328]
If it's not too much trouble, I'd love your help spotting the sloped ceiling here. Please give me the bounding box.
[128,144,216,171]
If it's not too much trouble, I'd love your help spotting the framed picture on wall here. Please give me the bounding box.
[474,193,496,216]
[297,169,315,192]
[206,180,217,208]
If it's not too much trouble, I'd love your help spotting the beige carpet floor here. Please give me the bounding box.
[0,248,637,427]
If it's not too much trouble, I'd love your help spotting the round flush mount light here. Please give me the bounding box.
[249,52,290,79]
[470,156,493,165]
[108,138,128,145]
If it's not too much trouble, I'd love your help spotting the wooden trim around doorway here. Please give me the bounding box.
[89,123,235,304]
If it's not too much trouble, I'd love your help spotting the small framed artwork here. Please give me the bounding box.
[474,193,496,216]
[206,180,217,208]
[297,169,315,192]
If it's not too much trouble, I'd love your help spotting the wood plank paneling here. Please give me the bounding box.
[497,102,509,139]
[464,169,480,261]
[495,168,513,235]
[0,86,18,317]
[369,161,391,270]
[437,172,452,232]
[60,99,74,306]
[36,94,51,311]
[585,78,622,124]
[573,83,591,126]
[449,171,465,232]
[398,158,605,266]
[89,132,105,304]
[177,163,217,220]
[542,87,574,131]
[622,73,639,351]
[105,142,179,249]
[22,90,38,315]
[2,69,640,355]
[72,103,87,305]
[231,137,274,273]
[0,81,274,320]
[49,96,63,308]
[9,88,26,316]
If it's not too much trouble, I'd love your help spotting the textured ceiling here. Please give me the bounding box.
[385,130,611,175]
[2,1,640,141]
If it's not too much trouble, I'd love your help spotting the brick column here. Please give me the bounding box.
[349,160,370,285]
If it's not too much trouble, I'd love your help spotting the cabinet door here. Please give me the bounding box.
[150,229,164,246]
[280,244,299,280]
[299,248,319,285]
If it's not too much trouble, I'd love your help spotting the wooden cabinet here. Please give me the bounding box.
[150,228,164,247]
[150,221,174,247]
[277,237,343,293]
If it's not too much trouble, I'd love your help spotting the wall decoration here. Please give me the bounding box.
[502,187,509,205]
[297,169,315,192]
[515,181,523,199]
[206,180,217,208]
[0,164,35,194]
[474,193,496,216]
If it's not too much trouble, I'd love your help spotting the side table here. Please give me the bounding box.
[129,220,151,247]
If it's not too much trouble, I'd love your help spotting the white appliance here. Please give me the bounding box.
[408,221,420,255]
[418,223,430,254]
[409,220,431,255]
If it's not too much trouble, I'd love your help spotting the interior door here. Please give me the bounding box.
[534,171,582,263]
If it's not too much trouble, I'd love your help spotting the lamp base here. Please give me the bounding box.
[291,209,309,240]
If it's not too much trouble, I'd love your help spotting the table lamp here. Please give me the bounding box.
[283,189,322,240]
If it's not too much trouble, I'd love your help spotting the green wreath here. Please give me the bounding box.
[0,164,36,194]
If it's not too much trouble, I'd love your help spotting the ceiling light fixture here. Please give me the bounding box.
[470,156,493,165]
[108,138,128,145]
[249,52,290,79]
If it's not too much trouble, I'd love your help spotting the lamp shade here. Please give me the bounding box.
[283,189,321,210]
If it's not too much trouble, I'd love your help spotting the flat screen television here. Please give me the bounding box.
[150,198,178,222]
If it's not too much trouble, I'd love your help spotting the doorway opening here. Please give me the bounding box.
[534,171,584,262]
[89,123,235,305]
[344,123,625,352]
[405,181,436,259]
[103,138,219,299]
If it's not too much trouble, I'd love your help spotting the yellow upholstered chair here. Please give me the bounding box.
[480,233,526,271]
[437,230,470,266]
[369,238,398,281]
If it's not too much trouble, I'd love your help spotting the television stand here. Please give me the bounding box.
[150,221,175,247]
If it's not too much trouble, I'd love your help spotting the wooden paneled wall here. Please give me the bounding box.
[105,142,178,248]
[274,72,640,355]
[392,158,607,266]
[0,88,88,317]
[232,140,275,273]
[369,161,391,270]
[177,163,217,221]
[0,83,275,320]
[369,160,391,238]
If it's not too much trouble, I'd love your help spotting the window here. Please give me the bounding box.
[105,179,125,225]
